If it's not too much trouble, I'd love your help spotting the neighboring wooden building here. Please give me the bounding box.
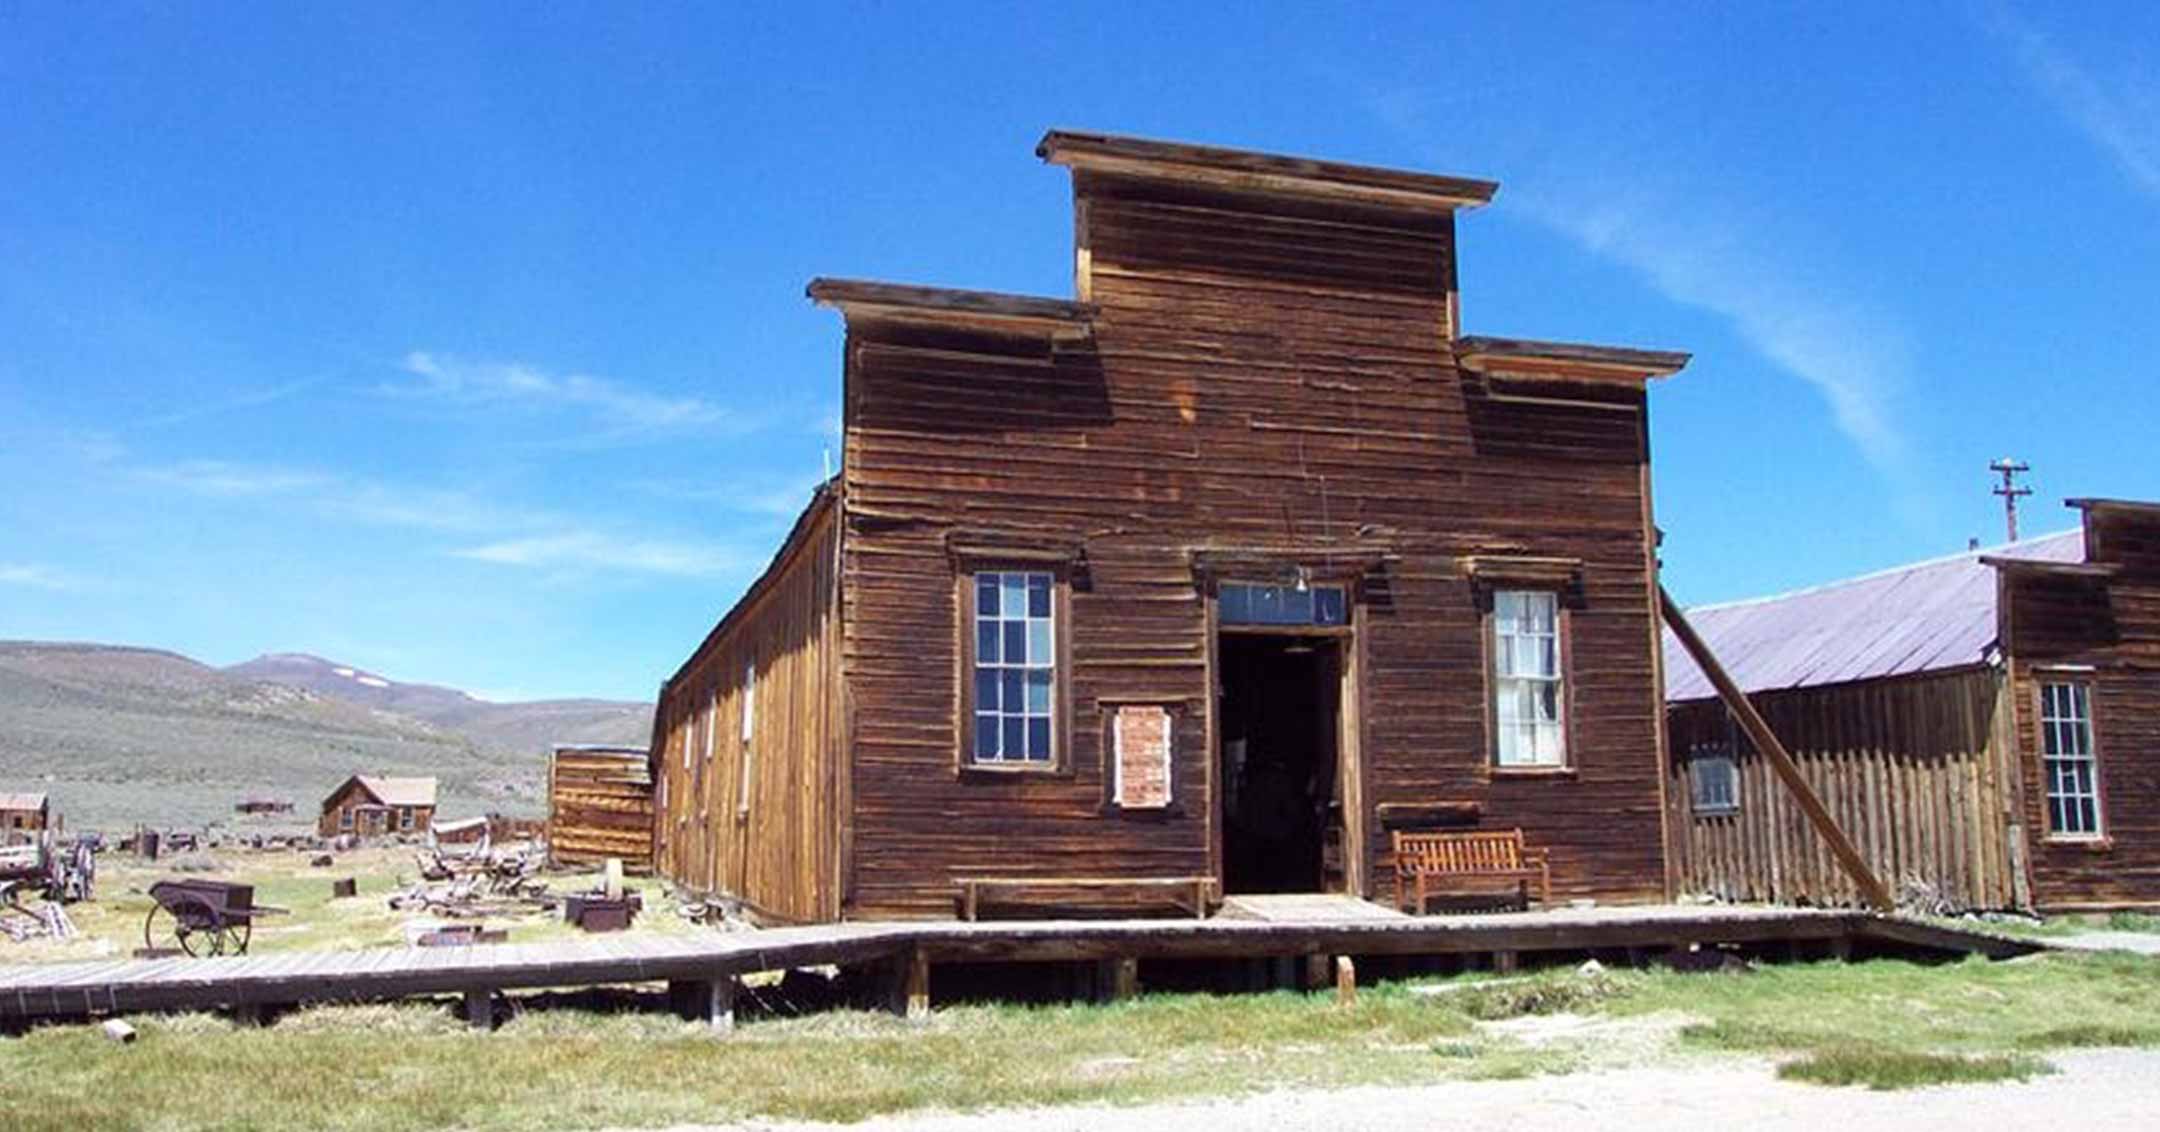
[1665,499,2160,913]
[547,745,655,870]
[0,792,49,834]
[318,776,437,839]
[654,130,1691,923]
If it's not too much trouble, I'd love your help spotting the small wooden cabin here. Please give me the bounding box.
[653,131,1691,922]
[547,744,655,871]
[1665,499,2160,913]
[317,775,437,840]
[0,792,49,835]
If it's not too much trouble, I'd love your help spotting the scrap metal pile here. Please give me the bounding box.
[387,839,555,919]
[0,833,95,943]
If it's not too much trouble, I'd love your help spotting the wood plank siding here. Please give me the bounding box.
[653,491,843,923]
[546,746,656,871]
[2005,503,2160,910]
[1666,668,2024,911]
[655,132,1688,921]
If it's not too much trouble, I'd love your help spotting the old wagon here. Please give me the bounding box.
[144,878,286,956]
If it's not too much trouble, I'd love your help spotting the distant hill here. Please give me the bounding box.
[223,653,650,756]
[0,641,651,832]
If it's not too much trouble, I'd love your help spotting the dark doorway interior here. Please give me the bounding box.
[1219,635,1342,895]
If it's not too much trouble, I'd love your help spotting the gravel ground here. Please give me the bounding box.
[2050,931,2160,955]
[667,1049,2160,1132]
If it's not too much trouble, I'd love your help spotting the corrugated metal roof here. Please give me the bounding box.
[1664,530,2083,702]
[0,792,48,812]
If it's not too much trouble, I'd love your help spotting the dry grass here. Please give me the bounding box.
[3,951,2157,1129]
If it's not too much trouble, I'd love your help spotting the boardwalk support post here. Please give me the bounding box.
[1660,585,1896,912]
[904,947,930,1020]
[463,989,495,1031]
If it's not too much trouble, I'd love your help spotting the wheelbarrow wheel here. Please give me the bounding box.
[145,895,226,957]
[221,915,252,956]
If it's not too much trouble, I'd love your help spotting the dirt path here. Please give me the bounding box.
[670,1049,2160,1132]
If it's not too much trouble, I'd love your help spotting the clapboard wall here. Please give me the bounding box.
[833,167,1672,918]
[2007,503,2160,910]
[653,493,843,923]
[547,746,655,871]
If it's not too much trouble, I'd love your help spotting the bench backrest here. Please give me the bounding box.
[1393,829,1526,874]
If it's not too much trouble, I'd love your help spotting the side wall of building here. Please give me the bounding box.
[548,749,656,871]
[2008,507,2160,909]
[653,499,843,922]
[1665,667,2026,911]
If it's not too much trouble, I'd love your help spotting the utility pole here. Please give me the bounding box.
[1990,458,2032,543]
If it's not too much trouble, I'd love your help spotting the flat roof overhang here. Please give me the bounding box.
[1455,335,1692,382]
[807,277,1095,340]
[1037,129,1499,212]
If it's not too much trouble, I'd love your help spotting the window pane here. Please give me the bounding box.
[975,668,999,711]
[1028,620,1053,666]
[975,715,999,758]
[995,621,1020,664]
[1028,574,1050,618]
[1027,717,1051,760]
[1026,669,1051,713]
[1315,586,1346,625]
[1002,716,1025,759]
[977,576,1000,617]
[977,621,1000,664]
[1001,574,1027,618]
[1002,669,1024,711]
[1219,584,1249,623]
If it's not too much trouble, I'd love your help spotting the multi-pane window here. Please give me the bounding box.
[2041,681,2102,837]
[1492,589,1566,767]
[1218,582,1347,626]
[738,662,757,816]
[972,571,1056,763]
[1689,745,1740,815]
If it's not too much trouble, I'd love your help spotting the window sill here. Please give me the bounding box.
[1489,765,1577,779]
[959,761,1069,780]
[2043,835,2114,852]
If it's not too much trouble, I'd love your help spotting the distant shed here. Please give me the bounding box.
[547,745,654,871]
[318,776,438,839]
[0,792,49,834]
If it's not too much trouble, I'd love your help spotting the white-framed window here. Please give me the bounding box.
[1491,589,1566,767]
[1689,744,1740,815]
[400,807,415,831]
[741,662,757,742]
[705,687,719,764]
[2041,681,2102,837]
[681,705,694,771]
[738,662,757,817]
[971,570,1057,763]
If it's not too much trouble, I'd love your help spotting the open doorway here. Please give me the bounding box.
[1218,635,1342,894]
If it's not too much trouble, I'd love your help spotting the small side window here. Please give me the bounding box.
[1689,745,1740,816]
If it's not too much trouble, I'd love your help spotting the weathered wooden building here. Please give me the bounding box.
[0,792,49,835]
[547,744,656,870]
[654,131,1691,922]
[1665,499,2160,913]
[317,775,437,840]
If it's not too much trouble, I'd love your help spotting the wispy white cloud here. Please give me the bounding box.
[0,563,80,591]
[134,376,324,429]
[391,352,745,441]
[627,472,827,519]
[1990,5,2160,200]
[137,459,334,497]
[1511,187,1914,475]
[128,454,749,578]
[447,532,746,578]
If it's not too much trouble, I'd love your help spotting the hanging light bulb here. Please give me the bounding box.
[1294,565,1311,593]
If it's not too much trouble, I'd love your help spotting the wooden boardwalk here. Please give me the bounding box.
[0,905,2039,1023]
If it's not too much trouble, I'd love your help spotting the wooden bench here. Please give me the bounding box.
[955,875,1217,921]
[1392,829,1551,914]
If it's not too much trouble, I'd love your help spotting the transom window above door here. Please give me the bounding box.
[971,571,1057,763]
[1218,582,1347,626]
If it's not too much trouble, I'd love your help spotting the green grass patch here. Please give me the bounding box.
[1776,1048,2053,1090]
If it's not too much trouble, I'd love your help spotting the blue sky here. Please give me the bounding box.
[3,3,2156,702]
